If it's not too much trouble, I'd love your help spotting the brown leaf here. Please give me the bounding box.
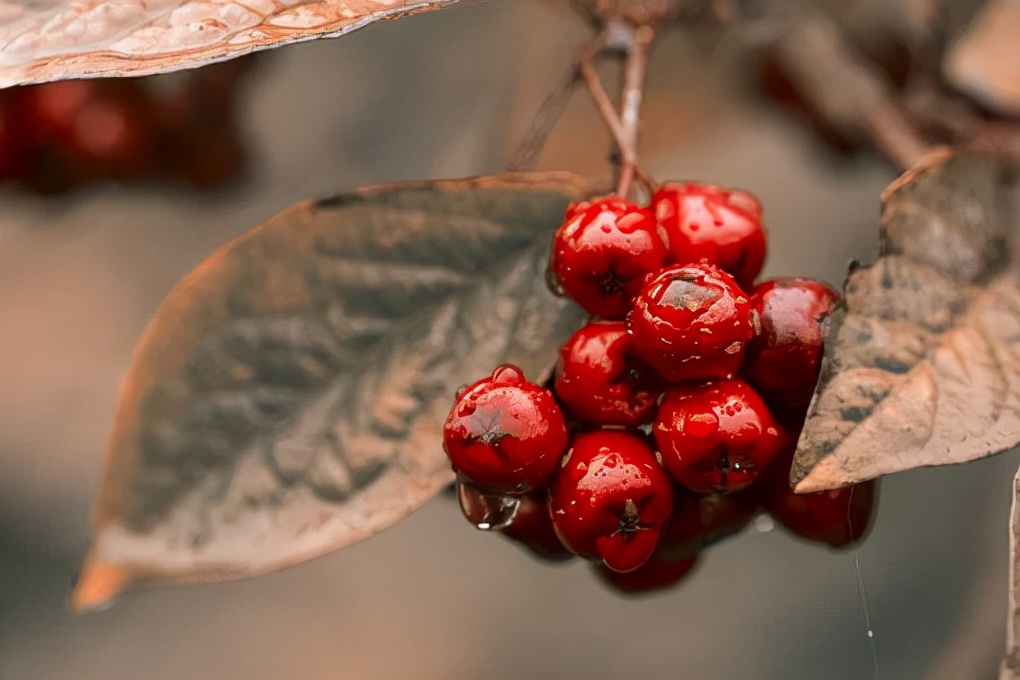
[0,0,459,88]
[944,0,1020,118]
[792,148,1020,494]
[70,172,595,611]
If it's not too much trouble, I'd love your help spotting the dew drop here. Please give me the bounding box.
[457,480,521,531]
[545,269,566,297]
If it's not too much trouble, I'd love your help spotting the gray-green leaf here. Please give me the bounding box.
[71,172,594,611]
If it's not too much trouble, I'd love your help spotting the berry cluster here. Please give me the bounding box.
[443,182,876,596]
[0,59,253,194]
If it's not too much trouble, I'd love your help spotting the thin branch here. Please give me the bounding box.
[580,56,634,168]
[616,24,654,197]
[506,33,607,172]
[767,11,932,171]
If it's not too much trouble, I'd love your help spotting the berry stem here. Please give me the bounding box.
[579,54,633,170]
[506,31,608,172]
[615,24,653,198]
[578,20,655,199]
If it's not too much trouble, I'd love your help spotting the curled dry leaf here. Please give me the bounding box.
[0,0,459,88]
[792,148,1020,494]
[71,172,594,611]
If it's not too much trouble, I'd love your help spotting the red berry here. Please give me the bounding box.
[550,430,673,573]
[0,95,29,182]
[554,320,661,427]
[592,553,698,596]
[548,196,666,319]
[654,379,785,494]
[444,365,568,492]
[628,263,757,382]
[69,96,153,179]
[23,80,96,141]
[762,447,876,548]
[656,489,761,561]
[499,491,575,562]
[652,182,767,289]
[743,278,839,422]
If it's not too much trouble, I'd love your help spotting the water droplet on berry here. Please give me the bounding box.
[545,269,566,297]
[490,364,525,384]
[752,514,775,533]
[457,480,521,531]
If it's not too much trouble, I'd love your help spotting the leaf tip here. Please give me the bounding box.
[879,146,955,203]
[69,558,131,614]
[792,453,856,494]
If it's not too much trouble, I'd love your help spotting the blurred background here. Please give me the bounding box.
[1,1,1017,678]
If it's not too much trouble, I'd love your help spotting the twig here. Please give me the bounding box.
[578,21,656,197]
[506,33,608,172]
[580,56,634,171]
[615,24,654,197]
[767,11,932,170]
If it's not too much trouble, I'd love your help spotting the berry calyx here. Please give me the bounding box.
[628,263,757,382]
[654,379,785,494]
[743,278,840,422]
[652,182,766,289]
[549,430,673,573]
[554,320,661,427]
[548,196,666,319]
[444,365,568,492]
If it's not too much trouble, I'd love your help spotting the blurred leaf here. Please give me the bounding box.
[0,0,461,88]
[944,0,1020,118]
[792,148,1020,493]
[71,172,594,611]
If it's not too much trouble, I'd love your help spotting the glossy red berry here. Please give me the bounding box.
[554,320,661,427]
[656,489,761,561]
[69,96,153,179]
[444,365,568,492]
[498,491,575,562]
[628,263,757,382]
[0,97,29,182]
[654,379,785,494]
[549,430,673,573]
[761,447,877,548]
[548,196,666,319]
[592,554,698,596]
[23,80,96,142]
[743,278,840,422]
[652,182,766,289]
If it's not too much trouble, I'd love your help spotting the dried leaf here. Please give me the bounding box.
[1004,461,1020,680]
[944,0,1020,118]
[0,0,460,88]
[792,148,1020,493]
[71,172,595,611]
